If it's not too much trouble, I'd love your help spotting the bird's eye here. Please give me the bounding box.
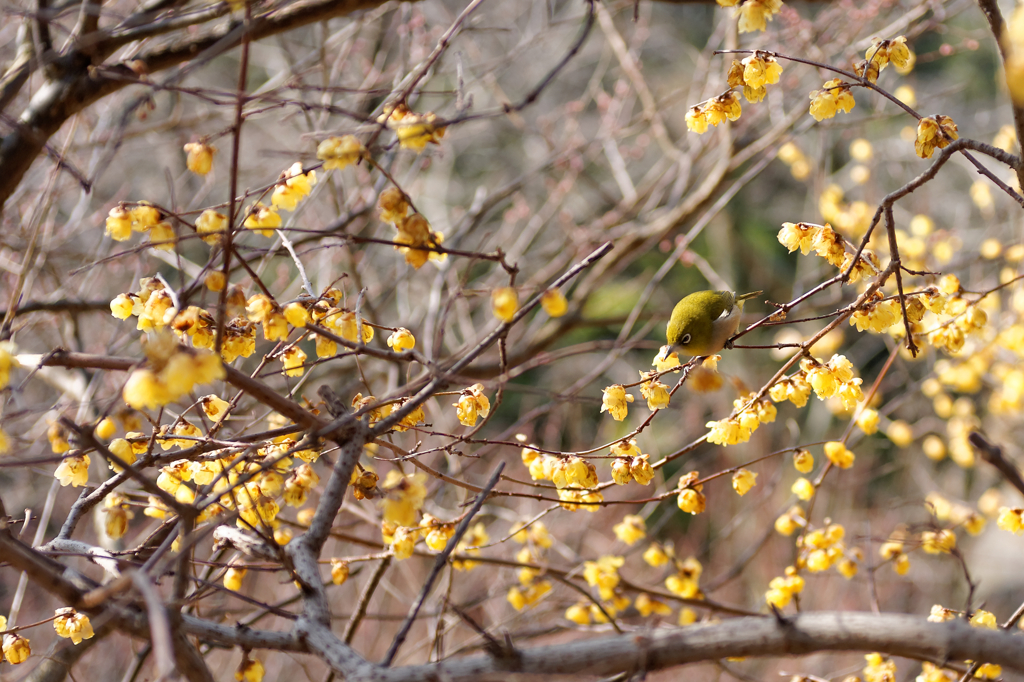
[681,334,691,345]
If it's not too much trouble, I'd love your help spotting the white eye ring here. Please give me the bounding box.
[681,334,691,345]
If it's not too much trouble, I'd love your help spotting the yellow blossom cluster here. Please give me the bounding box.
[726,52,783,102]
[171,305,256,363]
[774,504,806,536]
[863,653,896,682]
[777,222,848,268]
[454,384,491,426]
[879,527,911,574]
[511,520,554,548]
[715,0,783,33]
[613,514,647,545]
[104,201,173,246]
[808,79,855,121]
[351,393,395,427]
[379,103,446,151]
[854,37,912,83]
[609,439,655,486]
[452,522,490,570]
[764,565,805,608]
[316,135,365,170]
[685,92,742,134]
[508,542,552,610]
[120,331,225,411]
[817,184,875,239]
[915,115,959,159]
[583,555,625,601]
[381,471,428,528]
[272,162,317,211]
[664,556,703,599]
[705,393,776,445]
[377,188,447,269]
[675,471,706,515]
[925,492,986,535]
[796,522,860,577]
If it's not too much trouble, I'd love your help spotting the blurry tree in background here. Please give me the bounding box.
[4,0,1024,679]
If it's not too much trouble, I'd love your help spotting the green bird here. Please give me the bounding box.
[666,290,762,357]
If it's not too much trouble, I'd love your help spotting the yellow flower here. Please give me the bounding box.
[380,104,446,151]
[630,454,655,485]
[970,610,997,629]
[235,656,265,682]
[330,559,350,585]
[565,603,591,625]
[638,371,670,410]
[685,106,709,134]
[732,469,757,495]
[653,345,681,372]
[105,205,133,241]
[915,115,959,159]
[736,0,782,32]
[272,162,317,211]
[706,417,750,445]
[541,289,568,317]
[224,565,247,591]
[791,450,813,473]
[316,135,365,170]
[201,395,231,422]
[55,453,90,487]
[677,487,706,515]
[3,633,31,664]
[492,287,518,323]
[863,653,896,682]
[635,593,673,617]
[774,505,806,536]
[792,477,814,501]
[823,441,855,469]
[387,328,416,352]
[997,507,1024,534]
[381,471,428,527]
[600,385,633,421]
[53,608,94,644]
[643,544,670,567]
[243,203,282,237]
[613,515,646,545]
[283,302,310,328]
[281,346,307,377]
[856,408,879,435]
[454,384,491,427]
[809,79,856,121]
[920,529,956,554]
[377,187,410,224]
[183,142,216,175]
[195,209,228,245]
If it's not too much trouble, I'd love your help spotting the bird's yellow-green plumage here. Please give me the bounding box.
[666,290,761,357]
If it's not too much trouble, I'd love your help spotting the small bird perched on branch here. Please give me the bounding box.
[666,290,762,357]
